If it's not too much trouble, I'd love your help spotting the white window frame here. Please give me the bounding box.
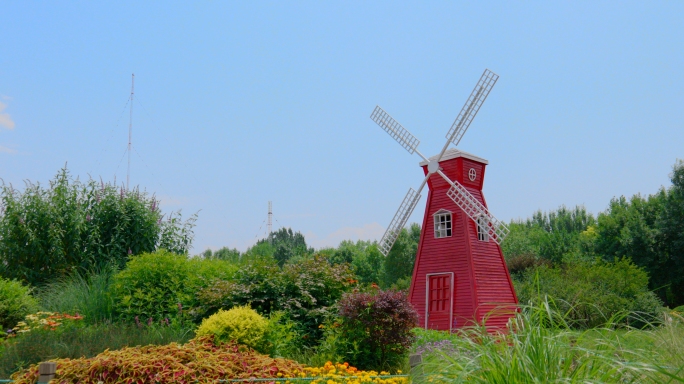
[477,216,490,242]
[433,210,452,238]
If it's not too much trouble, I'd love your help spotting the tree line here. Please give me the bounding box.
[1,160,682,308]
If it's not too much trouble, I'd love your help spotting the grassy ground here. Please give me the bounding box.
[410,305,684,383]
[5,267,683,382]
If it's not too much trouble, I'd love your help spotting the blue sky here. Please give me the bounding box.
[2,2,683,253]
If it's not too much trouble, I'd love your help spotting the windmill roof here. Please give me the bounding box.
[418,148,489,166]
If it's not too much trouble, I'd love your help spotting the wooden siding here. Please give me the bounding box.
[409,155,517,332]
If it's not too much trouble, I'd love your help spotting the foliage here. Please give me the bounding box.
[389,276,412,291]
[659,160,684,304]
[502,161,684,309]
[514,258,663,328]
[329,240,385,285]
[10,336,304,384]
[0,277,37,330]
[505,253,551,276]
[196,256,354,343]
[261,311,303,358]
[255,227,312,267]
[0,321,194,378]
[334,289,419,370]
[196,258,282,319]
[110,250,237,322]
[382,224,420,288]
[195,306,269,350]
[36,266,116,325]
[594,160,684,307]
[242,240,276,262]
[200,246,241,263]
[503,205,596,264]
[0,168,196,286]
[411,300,684,383]
[280,256,356,342]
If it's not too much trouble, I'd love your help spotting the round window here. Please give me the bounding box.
[468,168,476,181]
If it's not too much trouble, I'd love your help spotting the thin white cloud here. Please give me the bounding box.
[305,222,385,249]
[0,145,17,154]
[0,102,15,130]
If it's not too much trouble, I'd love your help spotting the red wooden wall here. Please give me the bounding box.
[408,155,518,332]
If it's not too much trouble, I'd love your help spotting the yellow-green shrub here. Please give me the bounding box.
[0,277,38,330]
[196,306,268,349]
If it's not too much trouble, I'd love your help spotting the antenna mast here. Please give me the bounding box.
[127,73,135,190]
[268,201,272,235]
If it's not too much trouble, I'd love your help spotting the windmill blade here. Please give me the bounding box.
[378,188,421,256]
[371,106,420,155]
[438,69,499,161]
[441,172,509,244]
[378,174,431,256]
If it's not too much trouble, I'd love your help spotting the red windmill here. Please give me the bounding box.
[369,69,517,332]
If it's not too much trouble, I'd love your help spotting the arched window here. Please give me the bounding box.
[433,209,452,238]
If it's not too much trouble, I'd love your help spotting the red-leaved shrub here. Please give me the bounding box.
[336,289,418,370]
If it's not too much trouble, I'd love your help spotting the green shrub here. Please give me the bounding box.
[111,250,237,322]
[514,257,664,328]
[195,305,268,350]
[196,256,354,344]
[196,258,283,320]
[0,278,37,329]
[262,311,303,358]
[505,253,551,276]
[0,168,196,287]
[280,256,355,343]
[333,289,419,370]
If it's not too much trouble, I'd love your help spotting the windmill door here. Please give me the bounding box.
[426,273,454,330]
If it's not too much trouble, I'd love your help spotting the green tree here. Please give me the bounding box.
[327,240,384,285]
[257,227,311,267]
[592,160,684,306]
[0,168,195,286]
[382,223,420,288]
[201,247,241,264]
[350,242,384,285]
[503,206,596,264]
[659,160,684,305]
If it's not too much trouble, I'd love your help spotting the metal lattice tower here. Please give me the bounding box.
[127,73,134,191]
[268,201,272,235]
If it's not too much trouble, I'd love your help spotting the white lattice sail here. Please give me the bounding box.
[446,181,509,244]
[445,69,499,148]
[371,106,420,155]
[379,187,422,256]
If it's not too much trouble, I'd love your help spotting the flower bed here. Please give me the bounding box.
[10,312,84,335]
[298,361,407,384]
[9,337,408,384]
